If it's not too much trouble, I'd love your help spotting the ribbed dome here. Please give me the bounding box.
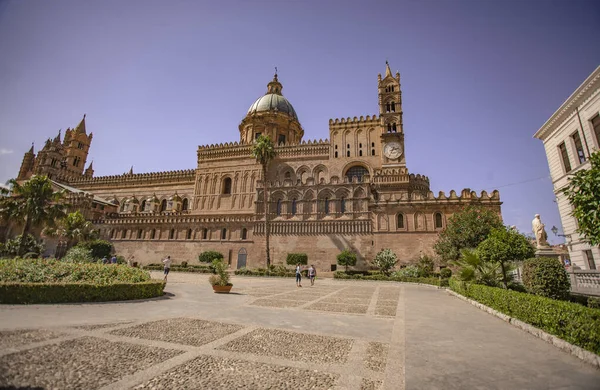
[247,94,298,120]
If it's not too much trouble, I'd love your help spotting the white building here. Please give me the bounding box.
[534,66,600,270]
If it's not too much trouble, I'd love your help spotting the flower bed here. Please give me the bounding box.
[0,259,164,303]
[449,278,600,355]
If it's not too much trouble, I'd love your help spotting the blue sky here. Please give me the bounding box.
[1,0,599,243]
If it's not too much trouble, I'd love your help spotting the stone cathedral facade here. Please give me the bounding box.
[16,63,502,269]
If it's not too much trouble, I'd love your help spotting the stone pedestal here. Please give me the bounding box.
[534,247,558,259]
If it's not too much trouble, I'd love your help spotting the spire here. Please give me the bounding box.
[266,72,283,95]
[27,142,34,154]
[53,129,61,143]
[84,161,94,177]
[385,61,392,78]
[75,114,87,134]
[128,166,133,175]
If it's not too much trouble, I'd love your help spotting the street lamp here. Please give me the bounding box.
[551,225,568,237]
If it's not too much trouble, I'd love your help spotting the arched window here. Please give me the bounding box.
[182,198,189,211]
[160,199,167,212]
[292,199,297,215]
[276,199,282,216]
[187,228,192,240]
[284,171,291,179]
[121,230,127,239]
[393,123,397,132]
[435,212,443,228]
[359,150,363,156]
[335,151,338,158]
[325,197,330,214]
[386,103,390,113]
[223,177,232,194]
[137,229,143,239]
[345,165,369,182]
[202,228,208,240]
[169,229,175,240]
[347,151,350,157]
[387,124,392,133]
[221,228,227,240]
[241,228,247,240]
[140,200,146,211]
[341,197,346,213]
[120,202,126,212]
[151,229,156,239]
[391,102,396,112]
[397,214,404,229]
[110,229,115,239]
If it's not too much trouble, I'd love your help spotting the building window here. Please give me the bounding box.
[340,197,346,213]
[221,228,227,240]
[558,142,571,173]
[359,150,363,156]
[434,212,443,228]
[51,158,58,168]
[73,157,81,167]
[77,142,84,150]
[255,132,262,139]
[347,151,350,157]
[137,229,143,239]
[392,123,397,132]
[291,198,297,215]
[121,230,127,239]
[151,229,156,239]
[140,200,146,211]
[335,151,338,158]
[110,229,115,239]
[278,134,286,145]
[187,228,192,240]
[241,228,247,240]
[169,229,175,240]
[276,199,282,216]
[397,214,404,229]
[202,228,208,240]
[386,103,390,113]
[223,177,232,194]
[182,198,189,211]
[324,197,330,214]
[592,114,600,148]
[160,199,167,212]
[391,102,396,112]
[345,165,369,182]
[584,250,596,270]
[571,131,586,164]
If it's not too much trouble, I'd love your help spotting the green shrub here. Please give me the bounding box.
[440,268,452,279]
[393,265,420,278]
[143,264,212,273]
[333,271,440,286]
[449,278,600,355]
[416,255,435,277]
[286,253,308,265]
[62,247,94,263]
[181,261,188,268]
[373,249,397,275]
[209,259,231,286]
[0,281,165,304]
[1,235,45,258]
[75,239,112,259]
[199,251,224,263]
[0,258,151,284]
[337,250,357,272]
[522,257,570,300]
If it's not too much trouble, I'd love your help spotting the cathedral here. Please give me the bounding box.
[15,63,502,270]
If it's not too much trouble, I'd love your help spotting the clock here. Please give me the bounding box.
[383,141,402,160]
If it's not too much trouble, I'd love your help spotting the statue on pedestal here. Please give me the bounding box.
[532,214,549,248]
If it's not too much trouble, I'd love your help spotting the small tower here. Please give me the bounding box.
[63,114,93,177]
[33,131,65,180]
[17,143,35,180]
[378,62,406,168]
[84,161,94,177]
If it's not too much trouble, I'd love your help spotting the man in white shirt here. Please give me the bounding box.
[162,256,172,282]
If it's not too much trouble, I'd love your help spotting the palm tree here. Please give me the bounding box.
[452,248,509,287]
[44,210,99,248]
[0,175,67,256]
[251,134,276,268]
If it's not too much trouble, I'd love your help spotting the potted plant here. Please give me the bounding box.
[209,259,233,293]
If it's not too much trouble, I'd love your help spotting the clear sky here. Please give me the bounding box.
[1,0,599,243]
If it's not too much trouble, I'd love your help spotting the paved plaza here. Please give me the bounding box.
[0,272,598,389]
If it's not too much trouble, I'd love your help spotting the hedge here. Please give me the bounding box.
[333,271,442,286]
[198,251,223,263]
[286,253,308,265]
[235,267,309,278]
[144,264,212,273]
[0,280,165,304]
[449,278,600,355]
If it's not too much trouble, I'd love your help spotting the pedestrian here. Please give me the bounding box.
[295,263,302,287]
[308,264,316,286]
[101,256,108,264]
[110,255,117,264]
[162,255,172,282]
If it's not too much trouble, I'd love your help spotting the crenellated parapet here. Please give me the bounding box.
[94,214,255,226]
[328,115,380,128]
[68,169,195,188]
[197,139,330,162]
[374,188,501,203]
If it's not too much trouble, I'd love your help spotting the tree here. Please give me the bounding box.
[337,249,357,272]
[433,206,503,263]
[373,249,398,275]
[452,248,503,287]
[416,254,435,277]
[251,134,276,268]
[561,150,600,246]
[522,257,570,300]
[45,211,99,247]
[0,176,66,256]
[476,227,535,288]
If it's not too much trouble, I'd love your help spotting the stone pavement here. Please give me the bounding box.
[0,272,598,389]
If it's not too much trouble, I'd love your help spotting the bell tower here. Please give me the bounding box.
[63,114,93,177]
[378,62,406,168]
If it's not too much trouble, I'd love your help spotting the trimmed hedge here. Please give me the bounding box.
[144,264,212,273]
[449,278,600,355]
[198,251,223,263]
[286,253,308,265]
[522,257,570,300]
[235,267,308,278]
[0,281,165,304]
[333,271,441,286]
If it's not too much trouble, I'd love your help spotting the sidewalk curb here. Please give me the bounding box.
[446,289,600,370]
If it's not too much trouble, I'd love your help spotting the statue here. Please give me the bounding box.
[532,214,549,248]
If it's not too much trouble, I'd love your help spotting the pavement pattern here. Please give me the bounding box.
[0,272,598,389]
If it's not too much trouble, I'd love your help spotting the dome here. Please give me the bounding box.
[247,94,298,120]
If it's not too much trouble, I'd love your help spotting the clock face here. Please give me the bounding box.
[384,141,402,160]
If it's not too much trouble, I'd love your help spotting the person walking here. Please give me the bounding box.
[308,264,316,286]
[162,255,172,282]
[101,256,108,264]
[295,263,302,287]
[110,255,117,264]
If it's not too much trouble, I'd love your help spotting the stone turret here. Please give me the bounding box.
[17,143,35,180]
[84,161,94,177]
